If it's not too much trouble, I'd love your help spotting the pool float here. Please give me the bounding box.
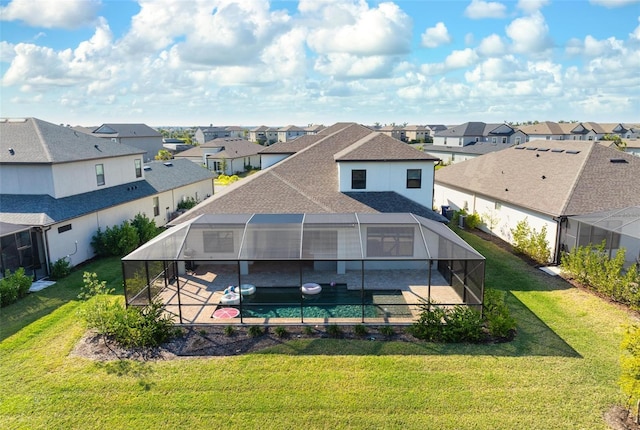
[220,291,240,305]
[301,282,322,295]
[240,284,256,295]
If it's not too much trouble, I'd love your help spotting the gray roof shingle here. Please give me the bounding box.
[1,118,145,164]
[434,139,640,217]
[171,123,444,224]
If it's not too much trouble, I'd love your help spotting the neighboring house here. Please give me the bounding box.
[225,126,246,139]
[80,123,163,162]
[404,125,429,142]
[421,141,514,165]
[0,118,214,278]
[434,139,640,263]
[433,122,525,147]
[304,124,325,135]
[249,125,279,145]
[162,138,191,155]
[194,126,230,145]
[277,125,306,142]
[379,125,404,141]
[622,139,640,157]
[174,137,261,175]
[517,121,640,142]
[175,122,444,223]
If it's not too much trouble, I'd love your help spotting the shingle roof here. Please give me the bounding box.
[434,139,640,217]
[171,123,444,224]
[143,159,214,192]
[201,138,262,158]
[335,133,439,162]
[516,121,566,135]
[259,134,320,154]
[435,122,501,137]
[0,118,145,164]
[425,141,512,156]
[0,158,213,226]
[92,123,162,138]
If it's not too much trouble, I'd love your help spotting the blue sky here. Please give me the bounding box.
[1,0,639,127]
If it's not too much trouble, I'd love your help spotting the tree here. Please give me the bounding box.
[155,149,173,160]
[602,134,627,151]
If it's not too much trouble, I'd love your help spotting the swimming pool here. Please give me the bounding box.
[237,285,411,319]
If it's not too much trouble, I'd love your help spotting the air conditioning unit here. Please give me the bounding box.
[459,215,466,229]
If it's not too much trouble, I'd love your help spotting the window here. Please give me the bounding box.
[95,164,105,186]
[135,159,142,178]
[406,169,422,188]
[492,137,497,143]
[515,137,521,145]
[203,231,234,253]
[213,161,222,172]
[57,224,72,233]
[153,197,159,217]
[502,137,507,144]
[351,170,366,189]
[366,227,414,257]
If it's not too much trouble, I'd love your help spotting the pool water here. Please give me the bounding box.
[237,285,410,319]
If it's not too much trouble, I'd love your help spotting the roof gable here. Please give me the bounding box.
[334,133,439,162]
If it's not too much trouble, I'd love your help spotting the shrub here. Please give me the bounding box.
[49,257,72,280]
[78,272,175,348]
[224,325,235,336]
[483,289,517,340]
[176,197,198,211]
[274,326,288,338]
[409,301,484,343]
[354,324,368,337]
[131,213,160,245]
[303,325,314,336]
[465,212,482,230]
[562,243,640,308]
[248,326,264,338]
[0,268,33,307]
[326,324,343,338]
[91,221,140,257]
[378,325,395,338]
[511,218,551,264]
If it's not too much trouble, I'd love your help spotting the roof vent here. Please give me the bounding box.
[526,147,538,151]
[537,148,549,152]
[514,146,525,150]
[566,150,580,154]
[143,166,152,171]
[163,162,173,166]
[610,158,628,164]
[8,148,15,155]
[551,149,564,153]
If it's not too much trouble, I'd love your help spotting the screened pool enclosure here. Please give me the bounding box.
[122,213,485,325]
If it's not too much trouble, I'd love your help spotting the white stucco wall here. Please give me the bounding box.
[45,179,214,268]
[434,183,557,261]
[338,161,435,209]
[0,164,54,195]
[52,155,144,198]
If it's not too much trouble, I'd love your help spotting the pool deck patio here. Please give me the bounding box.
[157,263,464,325]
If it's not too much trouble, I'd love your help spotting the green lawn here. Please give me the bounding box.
[0,233,634,429]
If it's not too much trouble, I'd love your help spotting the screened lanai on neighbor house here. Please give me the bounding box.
[122,212,485,325]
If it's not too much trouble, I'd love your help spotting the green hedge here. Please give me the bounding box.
[0,268,32,307]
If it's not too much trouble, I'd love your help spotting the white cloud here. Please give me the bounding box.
[305,1,412,56]
[564,35,626,57]
[421,22,451,48]
[506,11,553,55]
[314,53,395,79]
[589,0,640,8]
[517,0,550,14]
[464,0,507,19]
[631,17,640,40]
[0,0,100,29]
[445,48,480,69]
[478,34,507,57]
[0,41,16,63]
